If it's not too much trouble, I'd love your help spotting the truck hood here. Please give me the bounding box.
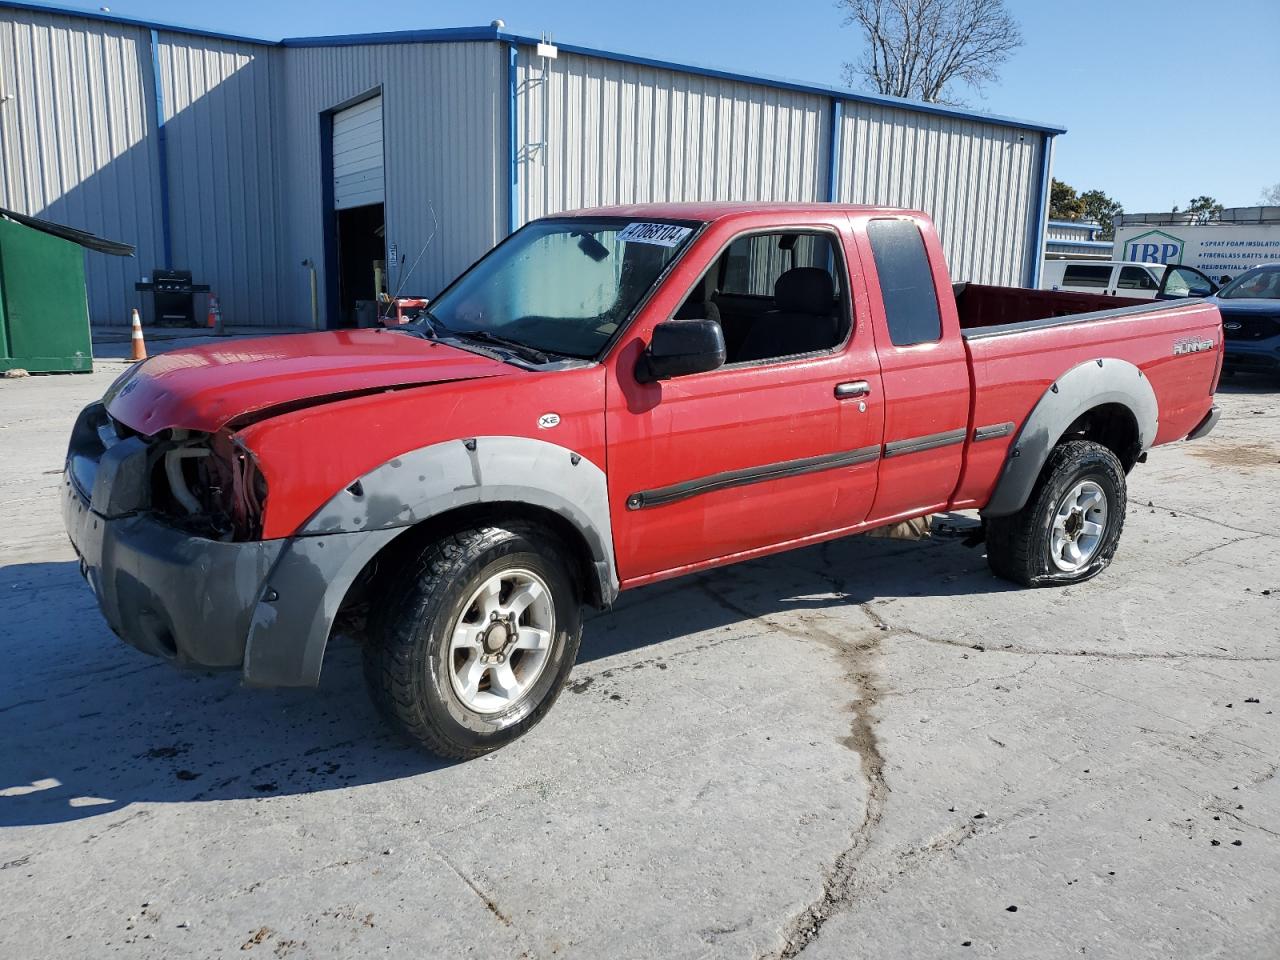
[105,330,517,434]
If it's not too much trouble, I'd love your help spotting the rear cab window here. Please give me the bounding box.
[866,219,942,346]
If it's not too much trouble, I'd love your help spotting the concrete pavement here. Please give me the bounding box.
[1,352,1277,959]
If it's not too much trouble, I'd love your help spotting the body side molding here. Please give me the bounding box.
[882,427,968,458]
[627,444,881,511]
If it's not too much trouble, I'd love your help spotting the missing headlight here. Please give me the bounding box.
[152,431,267,541]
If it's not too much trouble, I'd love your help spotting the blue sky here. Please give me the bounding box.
[38,0,1280,211]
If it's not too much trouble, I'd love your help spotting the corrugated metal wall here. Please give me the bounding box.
[516,49,829,223]
[155,31,283,326]
[278,42,505,326]
[1045,222,1095,241]
[0,7,164,325]
[0,6,1050,327]
[833,102,1042,285]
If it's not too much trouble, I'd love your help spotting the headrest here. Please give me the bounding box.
[775,267,834,315]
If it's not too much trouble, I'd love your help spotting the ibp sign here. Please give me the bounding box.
[1113,223,1280,281]
[1122,229,1184,265]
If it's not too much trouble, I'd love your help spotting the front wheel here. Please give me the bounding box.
[985,440,1127,587]
[364,523,583,758]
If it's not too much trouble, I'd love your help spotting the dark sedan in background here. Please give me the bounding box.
[1156,262,1280,381]
[1209,264,1280,380]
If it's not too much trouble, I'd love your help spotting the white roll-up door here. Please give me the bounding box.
[332,96,384,210]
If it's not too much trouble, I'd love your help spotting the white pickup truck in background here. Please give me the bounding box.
[1040,259,1167,298]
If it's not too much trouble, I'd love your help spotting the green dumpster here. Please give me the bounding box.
[0,208,134,374]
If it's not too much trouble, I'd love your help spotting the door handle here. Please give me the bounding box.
[835,381,871,399]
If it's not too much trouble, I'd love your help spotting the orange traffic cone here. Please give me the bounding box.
[206,293,221,331]
[130,308,147,362]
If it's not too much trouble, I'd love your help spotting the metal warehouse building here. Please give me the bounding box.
[0,1,1064,329]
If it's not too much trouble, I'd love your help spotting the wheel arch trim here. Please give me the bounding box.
[981,358,1157,518]
[243,436,617,688]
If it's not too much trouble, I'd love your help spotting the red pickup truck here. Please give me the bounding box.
[64,203,1222,757]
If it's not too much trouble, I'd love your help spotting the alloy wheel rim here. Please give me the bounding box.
[1050,480,1108,573]
[447,568,554,714]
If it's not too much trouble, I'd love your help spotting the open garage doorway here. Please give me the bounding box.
[326,93,387,328]
[336,203,386,327]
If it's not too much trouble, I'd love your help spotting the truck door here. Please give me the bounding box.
[1156,265,1218,300]
[606,219,885,585]
[855,216,971,523]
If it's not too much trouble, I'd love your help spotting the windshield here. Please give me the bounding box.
[424,217,700,359]
[1218,264,1280,300]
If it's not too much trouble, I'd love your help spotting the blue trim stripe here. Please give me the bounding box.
[1,2,1066,136]
[1028,133,1055,288]
[148,29,172,269]
[2,0,269,45]
[507,44,519,236]
[826,99,844,202]
[1046,238,1113,250]
[284,26,504,47]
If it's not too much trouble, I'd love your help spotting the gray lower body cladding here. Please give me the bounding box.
[61,474,397,687]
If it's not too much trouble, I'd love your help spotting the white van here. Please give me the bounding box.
[1040,260,1167,299]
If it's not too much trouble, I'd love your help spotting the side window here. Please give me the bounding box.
[866,219,942,346]
[1061,264,1112,288]
[674,230,850,365]
[1118,266,1157,291]
[720,233,845,300]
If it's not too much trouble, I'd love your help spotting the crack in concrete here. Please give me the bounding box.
[695,579,889,960]
[438,852,513,927]
[882,658,1042,698]
[1210,805,1280,840]
[1179,534,1263,566]
[900,628,1280,663]
[1144,501,1279,540]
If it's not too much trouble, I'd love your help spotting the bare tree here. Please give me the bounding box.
[1260,183,1280,205]
[839,0,1024,104]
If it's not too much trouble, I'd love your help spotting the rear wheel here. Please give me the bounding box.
[364,523,583,759]
[986,440,1126,587]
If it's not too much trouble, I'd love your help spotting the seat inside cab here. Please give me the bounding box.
[673,231,849,364]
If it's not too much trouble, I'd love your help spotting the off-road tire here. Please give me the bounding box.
[364,523,583,759]
[985,440,1127,587]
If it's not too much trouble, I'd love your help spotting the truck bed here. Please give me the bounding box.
[946,287,1223,510]
[952,282,1147,331]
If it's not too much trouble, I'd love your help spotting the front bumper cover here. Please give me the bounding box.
[62,473,283,671]
[62,402,405,687]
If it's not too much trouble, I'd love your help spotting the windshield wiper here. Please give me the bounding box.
[450,330,551,365]
[384,309,445,342]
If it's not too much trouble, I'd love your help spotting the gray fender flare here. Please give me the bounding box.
[243,436,616,687]
[981,358,1158,518]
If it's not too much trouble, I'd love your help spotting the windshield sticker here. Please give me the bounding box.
[617,222,692,248]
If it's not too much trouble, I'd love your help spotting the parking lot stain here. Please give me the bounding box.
[1191,441,1280,469]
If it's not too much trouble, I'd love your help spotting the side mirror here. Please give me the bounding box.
[1187,285,1213,298]
[636,318,726,383]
